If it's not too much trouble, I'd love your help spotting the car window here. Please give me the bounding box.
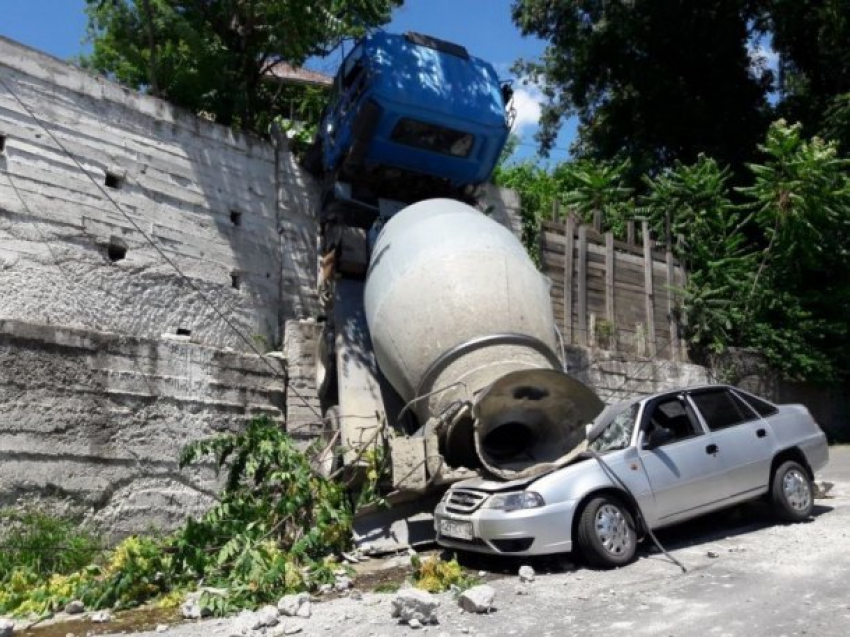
[643,396,703,447]
[690,388,757,431]
[733,389,779,417]
[589,403,639,453]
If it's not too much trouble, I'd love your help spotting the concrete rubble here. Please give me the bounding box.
[182,592,213,620]
[518,565,536,583]
[458,585,495,613]
[0,618,13,637]
[91,611,112,623]
[277,593,311,618]
[390,589,440,625]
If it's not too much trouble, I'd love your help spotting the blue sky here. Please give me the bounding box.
[0,0,575,162]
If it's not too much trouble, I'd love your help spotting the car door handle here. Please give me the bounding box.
[756,428,767,438]
[706,444,719,455]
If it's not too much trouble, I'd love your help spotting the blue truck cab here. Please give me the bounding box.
[305,31,512,203]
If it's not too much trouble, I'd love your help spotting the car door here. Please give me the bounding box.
[637,394,733,525]
[687,387,775,500]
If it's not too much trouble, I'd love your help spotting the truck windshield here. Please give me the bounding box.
[589,403,639,453]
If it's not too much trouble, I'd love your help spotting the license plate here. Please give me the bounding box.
[440,519,473,540]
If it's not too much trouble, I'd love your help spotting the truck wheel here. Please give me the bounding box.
[771,460,814,522]
[576,495,637,568]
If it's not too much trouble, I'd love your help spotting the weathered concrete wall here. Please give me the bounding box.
[0,37,316,536]
[0,36,319,351]
[0,319,284,537]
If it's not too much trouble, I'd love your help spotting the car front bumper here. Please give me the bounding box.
[434,499,578,556]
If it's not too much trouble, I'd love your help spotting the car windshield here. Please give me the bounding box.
[589,403,639,453]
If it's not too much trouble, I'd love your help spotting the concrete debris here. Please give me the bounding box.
[318,583,333,595]
[815,481,835,499]
[0,618,13,637]
[283,628,303,636]
[254,605,281,628]
[342,552,360,564]
[707,551,720,559]
[278,593,311,618]
[391,589,440,625]
[518,565,535,583]
[64,600,85,615]
[408,618,422,629]
[231,607,282,634]
[181,592,212,619]
[91,611,112,623]
[458,585,495,614]
[155,625,169,633]
[335,575,353,591]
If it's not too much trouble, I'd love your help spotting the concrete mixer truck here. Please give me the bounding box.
[300,32,603,538]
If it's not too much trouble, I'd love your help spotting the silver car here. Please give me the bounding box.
[434,384,829,567]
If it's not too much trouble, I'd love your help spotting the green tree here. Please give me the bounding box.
[83,0,401,133]
[510,0,772,180]
[737,120,850,380]
[765,0,850,148]
[643,156,754,356]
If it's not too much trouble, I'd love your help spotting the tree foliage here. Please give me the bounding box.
[766,0,850,147]
[500,122,850,382]
[83,0,401,132]
[510,0,771,178]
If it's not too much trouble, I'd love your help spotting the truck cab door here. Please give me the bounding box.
[637,395,732,525]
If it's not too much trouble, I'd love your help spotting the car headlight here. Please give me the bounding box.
[485,491,545,511]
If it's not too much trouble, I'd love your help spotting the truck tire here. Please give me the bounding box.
[771,460,814,522]
[576,495,637,568]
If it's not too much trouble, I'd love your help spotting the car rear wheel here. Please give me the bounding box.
[576,495,637,568]
[771,460,814,522]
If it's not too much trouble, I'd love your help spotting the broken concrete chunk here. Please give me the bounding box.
[458,585,495,614]
[518,565,535,583]
[0,618,13,637]
[91,611,112,623]
[181,592,212,619]
[277,593,311,618]
[335,575,353,591]
[815,481,834,499]
[255,605,280,628]
[65,600,85,615]
[155,625,169,633]
[408,618,422,630]
[391,589,439,625]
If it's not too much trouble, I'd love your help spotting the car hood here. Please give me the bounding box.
[453,453,592,493]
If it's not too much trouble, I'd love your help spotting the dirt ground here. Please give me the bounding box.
[27,446,850,637]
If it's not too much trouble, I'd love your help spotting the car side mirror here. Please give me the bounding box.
[644,427,672,450]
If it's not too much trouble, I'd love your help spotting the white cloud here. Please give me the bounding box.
[511,84,544,132]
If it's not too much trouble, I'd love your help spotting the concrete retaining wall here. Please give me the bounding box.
[0,319,284,537]
[0,36,319,352]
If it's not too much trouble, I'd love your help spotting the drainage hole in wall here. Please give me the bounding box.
[231,272,242,289]
[176,328,192,337]
[105,171,123,189]
[107,239,127,262]
[230,210,242,226]
[0,134,6,154]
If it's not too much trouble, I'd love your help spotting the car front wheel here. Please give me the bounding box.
[576,495,637,568]
[771,460,814,522]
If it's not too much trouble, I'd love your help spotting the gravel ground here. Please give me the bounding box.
[70,447,850,637]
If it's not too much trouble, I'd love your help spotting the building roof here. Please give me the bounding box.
[264,62,333,88]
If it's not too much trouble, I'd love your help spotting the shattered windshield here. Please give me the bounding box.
[589,403,639,453]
